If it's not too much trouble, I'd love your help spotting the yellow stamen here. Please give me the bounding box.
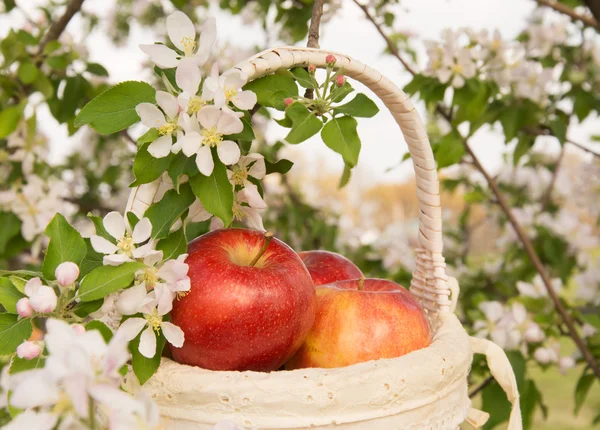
[201,127,223,147]
[224,87,237,101]
[452,63,464,74]
[142,266,159,289]
[158,122,177,136]
[146,310,162,332]
[181,36,196,57]
[117,233,135,257]
[230,165,248,186]
[52,393,73,415]
[176,291,189,299]
[187,97,204,114]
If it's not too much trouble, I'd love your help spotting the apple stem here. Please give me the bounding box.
[358,277,365,291]
[249,232,274,267]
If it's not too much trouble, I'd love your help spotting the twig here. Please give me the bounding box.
[352,0,418,76]
[38,0,86,54]
[535,0,600,30]
[584,0,600,24]
[469,375,494,397]
[541,144,565,207]
[567,138,600,157]
[305,0,325,99]
[356,2,600,381]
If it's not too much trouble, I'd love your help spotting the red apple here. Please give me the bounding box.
[170,228,316,372]
[285,278,430,369]
[299,250,363,287]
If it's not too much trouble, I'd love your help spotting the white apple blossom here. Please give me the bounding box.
[228,153,267,206]
[90,211,158,266]
[140,12,216,69]
[6,120,48,177]
[2,409,58,430]
[558,356,575,374]
[176,58,205,114]
[424,29,477,88]
[516,274,562,299]
[179,105,243,176]
[16,297,34,317]
[202,66,257,110]
[510,60,555,105]
[209,186,267,232]
[55,261,80,287]
[89,292,123,332]
[582,323,598,339]
[136,90,181,158]
[16,340,42,360]
[526,21,568,57]
[23,277,57,314]
[116,291,185,358]
[534,345,558,365]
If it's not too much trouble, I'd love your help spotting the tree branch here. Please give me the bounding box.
[469,375,494,397]
[584,0,600,24]
[568,138,600,157]
[38,0,86,54]
[541,144,565,207]
[304,0,325,100]
[535,0,600,30]
[356,1,600,381]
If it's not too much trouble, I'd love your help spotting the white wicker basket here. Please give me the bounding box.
[126,47,522,430]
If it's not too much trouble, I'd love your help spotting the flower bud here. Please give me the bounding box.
[559,356,575,373]
[336,75,346,87]
[308,64,316,73]
[16,298,33,318]
[325,54,337,65]
[16,341,42,360]
[284,97,294,107]
[55,262,80,287]
[533,347,554,365]
[524,323,544,343]
[72,324,86,336]
[29,286,58,314]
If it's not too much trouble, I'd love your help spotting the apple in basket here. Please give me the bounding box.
[169,228,316,372]
[299,250,363,287]
[285,278,431,369]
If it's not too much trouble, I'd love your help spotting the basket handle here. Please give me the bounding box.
[126,46,451,313]
[469,337,522,430]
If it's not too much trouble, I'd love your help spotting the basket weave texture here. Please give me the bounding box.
[127,47,522,430]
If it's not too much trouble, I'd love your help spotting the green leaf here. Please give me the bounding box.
[0,315,32,355]
[131,143,172,187]
[42,213,87,280]
[320,116,361,167]
[0,104,24,138]
[452,79,490,124]
[574,371,595,415]
[549,114,568,144]
[78,262,144,302]
[156,228,187,261]
[0,212,21,255]
[79,238,104,278]
[17,62,38,84]
[243,74,298,110]
[265,158,294,175]
[513,135,534,165]
[88,214,113,241]
[127,212,140,230]
[10,354,44,374]
[86,62,109,77]
[0,278,24,314]
[290,67,314,88]
[137,128,159,146]
[284,103,323,144]
[329,81,353,103]
[72,298,103,318]
[189,158,234,226]
[130,328,166,385]
[46,54,69,70]
[85,321,113,343]
[333,93,379,118]
[500,108,522,142]
[168,154,198,192]
[58,75,86,123]
[74,81,156,134]
[404,75,428,95]
[339,164,352,188]
[144,184,195,240]
[573,90,597,122]
[227,115,255,142]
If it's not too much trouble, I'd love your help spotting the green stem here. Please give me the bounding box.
[88,397,97,430]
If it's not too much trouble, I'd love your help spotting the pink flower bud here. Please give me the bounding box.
[16,298,33,318]
[72,324,86,336]
[559,356,575,373]
[16,341,42,360]
[284,97,294,107]
[336,75,346,87]
[308,64,316,73]
[55,262,80,287]
[29,286,57,314]
[325,54,337,65]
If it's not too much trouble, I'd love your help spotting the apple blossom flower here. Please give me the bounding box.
[55,261,80,287]
[90,211,158,266]
[16,297,33,317]
[179,105,243,176]
[176,58,205,114]
[228,153,266,195]
[116,291,185,358]
[533,344,559,365]
[582,323,598,339]
[510,60,555,105]
[90,293,123,332]
[16,341,42,360]
[523,323,545,343]
[558,356,575,374]
[136,91,181,158]
[140,12,216,69]
[516,274,562,299]
[23,277,57,314]
[6,120,48,177]
[202,66,257,111]
[336,75,346,86]
[325,54,337,65]
[72,324,86,335]
[1,409,57,430]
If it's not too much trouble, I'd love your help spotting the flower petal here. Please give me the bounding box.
[117,284,148,315]
[103,211,126,240]
[176,58,202,96]
[139,326,157,358]
[156,90,179,120]
[139,44,180,69]
[103,253,131,266]
[240,183,266,209]
[196,145,214,176]
[232,90,257,111]
[90,235,118,255]
[24,277,43,297]
[241,207,265,232]
[180,131,203,157]
[2,410,57,430]
[10,370,60,409]
[247,156,266,179]
[132,217,152,244]
[147,135,173,158]
[216,111,243,135]
[197,105,220,129]
[158,259,189,284]
[116,317,147,342]
[188,200,212,223]
[195,17,217,66]
[217,140,241,165]
[161,322,184,348]
[136,103,166,129]
[154,284,175,315]
[166,11,196,52]
[29,286,58,313]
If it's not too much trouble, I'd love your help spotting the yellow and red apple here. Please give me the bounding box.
[170,228,316,372]
[299,250,363,286]
[286,278,431,369]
